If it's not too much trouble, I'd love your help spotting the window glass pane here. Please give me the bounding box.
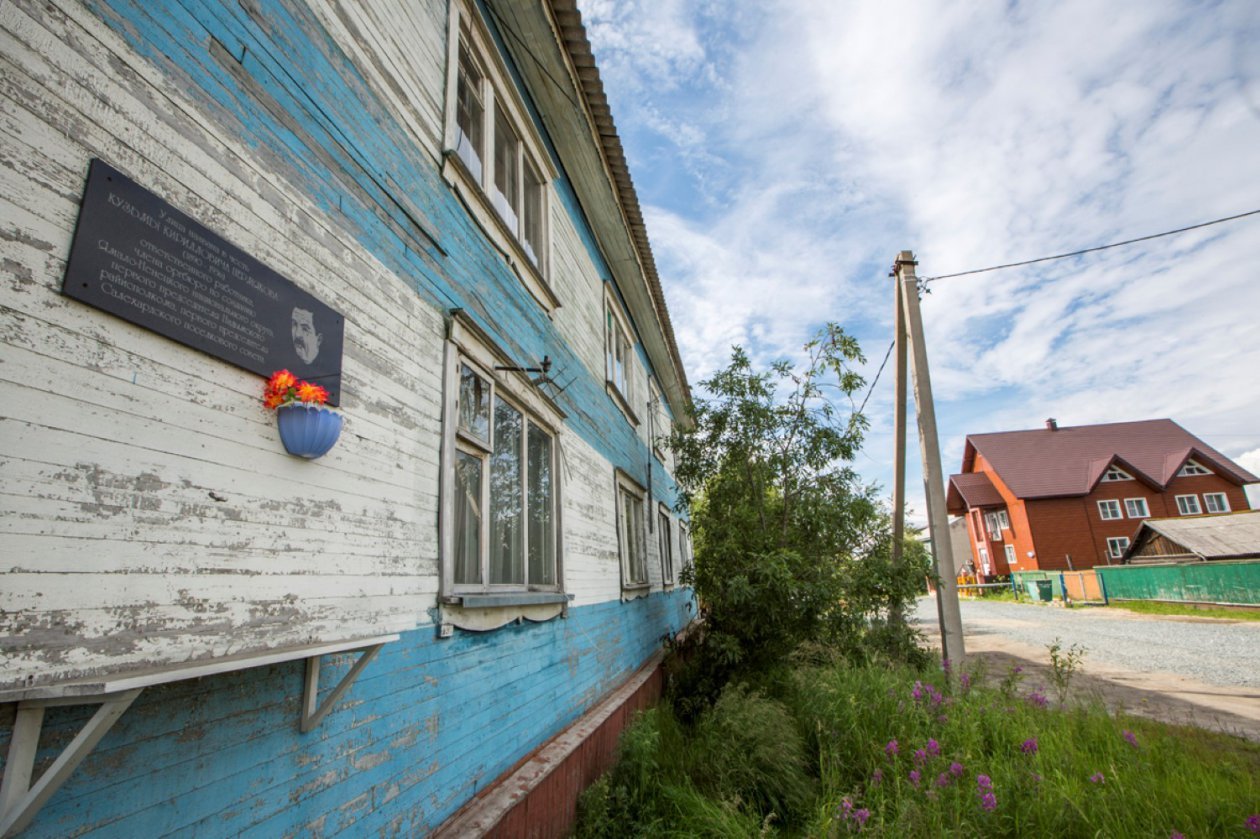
[620,489,645,584]
[527,423,555,586]
[523,158,543,267]
[455,40,484,180]
[458,363,491,442]
[659,511,672,583]
[454,450,483,585]
[493,105,520,230]
[490,398,523,584]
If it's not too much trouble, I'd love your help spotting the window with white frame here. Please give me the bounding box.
[1101,466,1133,482]
[442,320,562,602]
[679,522,693,577]
[1106,536,1130,559]
[1177,460,1211,477]
[1097,499,1123,520]
[1124,498,1149,518]
[1203,492,1230,513]
[984,510,1007,538]
[616,473,648,590]
[605,294,638,421]
[1175,494,1201,515]
[658,505,674,586]
[649,379,670,462]
[1004,544,1017,566]
[446,3,551,282]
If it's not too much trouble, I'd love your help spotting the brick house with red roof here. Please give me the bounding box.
[946,419,1258,577]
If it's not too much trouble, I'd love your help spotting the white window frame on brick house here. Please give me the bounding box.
[604,290,639,425]
[1106,536,1130,559]
[1203,492,1231,513]
[1175,494,1201,515]
[443,0,556,310]
[657,504,674,587]
[1124,498,1149,518]
[615,471,649,596]
[1177,460,1211,477]
[439,314,565,611]
[1004,544,1017,566]
[1101,466,1133,482]
[1097,499,1123,520]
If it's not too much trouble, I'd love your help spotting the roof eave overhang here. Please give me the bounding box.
[486,0,693,428]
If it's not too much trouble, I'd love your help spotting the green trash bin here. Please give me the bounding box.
[1035,580,1054,602]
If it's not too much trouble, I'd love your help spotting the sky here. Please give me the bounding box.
[577,0,1260,523]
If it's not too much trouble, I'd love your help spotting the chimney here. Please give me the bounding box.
[1045,418,1058,431]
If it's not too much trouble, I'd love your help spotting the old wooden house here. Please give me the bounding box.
[0,0,694,834]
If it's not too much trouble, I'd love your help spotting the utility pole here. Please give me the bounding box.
[892,251,966,667]
[889,267,908,625]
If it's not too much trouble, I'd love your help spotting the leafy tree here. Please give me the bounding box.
[668,325,928,715]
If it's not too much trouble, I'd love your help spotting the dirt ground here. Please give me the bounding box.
[918,612,1260,743]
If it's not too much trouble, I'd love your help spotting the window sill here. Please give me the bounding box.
[446,591,571,609]
[621,582,650,602]
[606,381,640,426]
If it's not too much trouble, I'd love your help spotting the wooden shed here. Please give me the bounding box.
[1122,510,1260,564]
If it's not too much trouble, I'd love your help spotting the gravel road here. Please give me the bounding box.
[912,597,1260,690]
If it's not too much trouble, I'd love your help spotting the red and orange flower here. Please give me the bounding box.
[264,369,330,409]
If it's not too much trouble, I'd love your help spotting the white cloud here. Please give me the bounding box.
[580,0,1260,510]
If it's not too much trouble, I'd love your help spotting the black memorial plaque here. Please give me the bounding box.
[62,159,344,404]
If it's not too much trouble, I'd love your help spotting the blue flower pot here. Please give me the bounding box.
[276,404,343,459]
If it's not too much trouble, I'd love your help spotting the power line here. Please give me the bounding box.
[923,208,1260,283]
[857,338,896,416]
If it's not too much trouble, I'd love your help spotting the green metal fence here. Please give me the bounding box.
[1094,560,1260,606]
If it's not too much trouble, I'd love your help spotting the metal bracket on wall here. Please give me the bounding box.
[0,634,398,837]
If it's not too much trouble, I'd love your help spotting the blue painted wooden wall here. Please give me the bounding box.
[1,592,694,836]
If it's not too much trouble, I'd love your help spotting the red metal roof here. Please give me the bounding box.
[961,419,1258,500]
[946,472,1004,514]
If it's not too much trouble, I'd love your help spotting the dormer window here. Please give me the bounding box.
[1101,466,1133,482]
[1177,460,1211,477]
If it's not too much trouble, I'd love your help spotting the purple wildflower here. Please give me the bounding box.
[911,681,924,701]
[937,714,949,724]
[871,768,884,786]
[1123,730,1139,749]
[1170,832,1185,839]
[854,808,870,828]
[1027,690,1049,709]
[1030,772,1042,784]
[838,798,853,819]
[909,769,921,787]
[926,738,941,757]
[949,761,965,777]
[960,673,972,692]
[1021,737,1038,755]
[913,748,928,766]
[1247,813,1260,833]
[1089,772,1105,785]
[936,772,951,788]
[979,792,998,812]
[885,739,899,757]
[976,774,993,791]
[942,658,952,676]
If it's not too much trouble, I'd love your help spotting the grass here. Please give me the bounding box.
[1107,599,1260,622]
[576,655,1260,838]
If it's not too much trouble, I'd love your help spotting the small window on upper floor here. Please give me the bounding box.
[1177,460,1211,477]
[1101,466,1133,482]
[1203,492,1230,514]
[1124,498,1149,518]
[1175,494,1201,516]
[1097,499,1123,520]
[605,292,638,424]
[649,379,671,462]
[445,2,554,306]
